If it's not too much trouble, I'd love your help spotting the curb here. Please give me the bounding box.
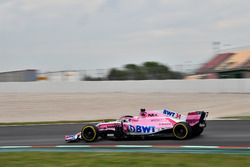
[1,145,250,154]
[1,145,250,149]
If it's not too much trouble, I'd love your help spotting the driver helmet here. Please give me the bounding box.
[140,108,146,116]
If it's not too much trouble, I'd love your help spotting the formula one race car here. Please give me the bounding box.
[65,109,208,142]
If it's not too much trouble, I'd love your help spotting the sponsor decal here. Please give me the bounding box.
[163,110,181,119]
[148,113,158,117]
[151,119,161,122]
[159,122,172,126]
[129,125,155,133]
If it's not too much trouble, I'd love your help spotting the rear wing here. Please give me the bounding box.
[186,111,208,126]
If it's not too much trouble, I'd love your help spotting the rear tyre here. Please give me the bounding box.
[81,124,99,142]
[173,122,192,140]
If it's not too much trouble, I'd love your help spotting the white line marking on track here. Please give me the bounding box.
[0,146,32,149]
[1,145,249,149]
[181,146,219,149]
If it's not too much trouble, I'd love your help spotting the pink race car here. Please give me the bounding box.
[65,109,208,142]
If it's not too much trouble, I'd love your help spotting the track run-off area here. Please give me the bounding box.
[0,120,250,154]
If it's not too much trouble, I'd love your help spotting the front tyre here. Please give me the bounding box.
[173,122,192,140]
[81,124,99,142]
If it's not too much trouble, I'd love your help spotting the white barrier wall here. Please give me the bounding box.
[0,79,250,93]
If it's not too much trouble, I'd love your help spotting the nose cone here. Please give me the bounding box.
[65,135,77,142]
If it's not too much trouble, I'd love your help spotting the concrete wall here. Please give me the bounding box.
[0,79,250,93]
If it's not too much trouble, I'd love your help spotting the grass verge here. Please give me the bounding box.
[0,152,249,167]
[0,119,115,126]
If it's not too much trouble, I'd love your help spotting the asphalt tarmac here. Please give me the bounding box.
[0,120,250,146]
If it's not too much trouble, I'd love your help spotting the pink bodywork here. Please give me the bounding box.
[65,109,207,142]
[96,110,203,135]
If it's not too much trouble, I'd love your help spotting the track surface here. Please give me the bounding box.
[0,120,250,146]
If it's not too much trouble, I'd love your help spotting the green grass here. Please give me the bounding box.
[0,119,115,126]
[0,152,249,167]
[220,116,250,120]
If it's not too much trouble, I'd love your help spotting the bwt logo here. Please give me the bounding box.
[163,110,181,119]
[129,125,155,133]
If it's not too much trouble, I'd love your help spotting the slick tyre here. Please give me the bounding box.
[173,122,192,140]
[81,124,99,142]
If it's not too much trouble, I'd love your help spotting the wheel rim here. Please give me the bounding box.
[174,124,188,139]
[82,126,96,141]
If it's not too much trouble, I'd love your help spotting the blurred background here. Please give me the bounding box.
[0,0,250,82]
[0,48,250,81]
